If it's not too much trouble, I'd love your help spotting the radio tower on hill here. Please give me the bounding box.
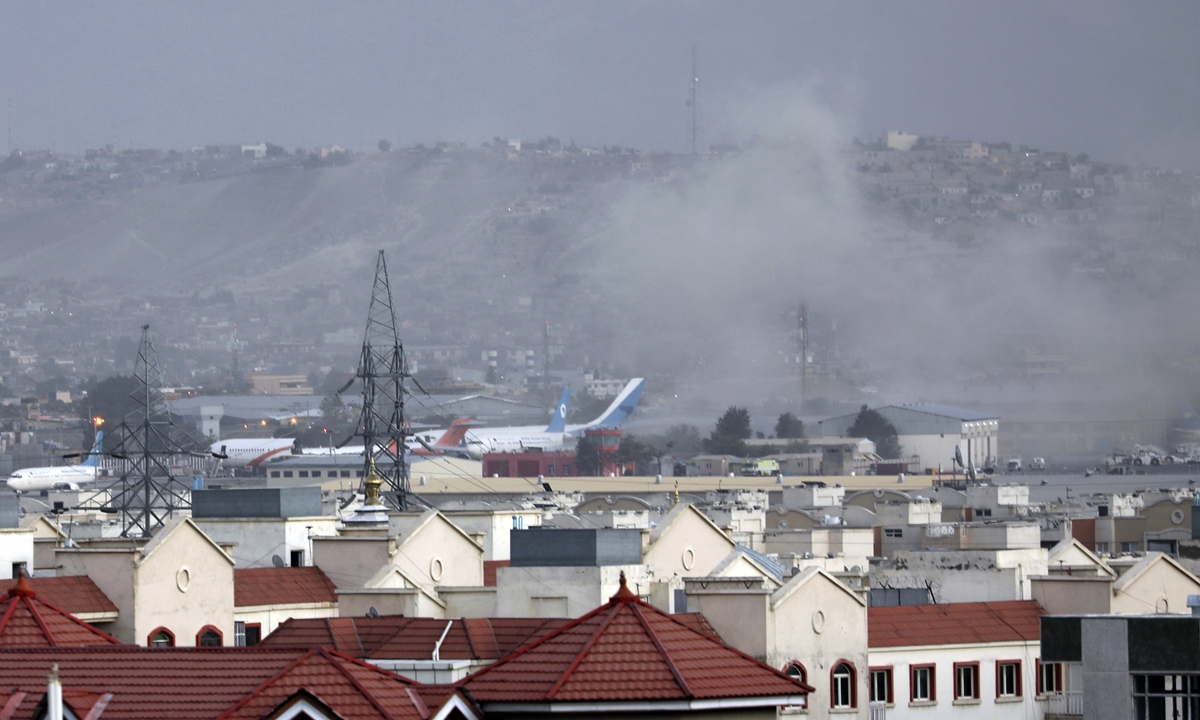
[353,250,412,509]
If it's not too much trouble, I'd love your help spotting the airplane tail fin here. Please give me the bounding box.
[546,387,570,433]
[81,431,104,468]
[435,418,474,447]
[586,379,644,429]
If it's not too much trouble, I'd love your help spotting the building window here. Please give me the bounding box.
[311,471,322,478]
[784,661,807,686]
[148,628,175,647]
[547,465,555,476]
[1133,674,1200,718]
[1095,542,1109,554]
[290,549,304,567]
[831,662,857,709]
[512,516,525,530]
[1121,541,1140,554]
[299,471,309,478]
[911,665,935,702]
[283,471,293,478]
[197,627,223,647]
[954,663,980,701]
[870,667,894,704]
[235,621,246,647]
[270,471,280,478]
[244,623,262,646]
[884,528,903,538]
[1037,660,1063,695]
[341,471,351,478]
[997,660,1022,698]
[356,470,364,478]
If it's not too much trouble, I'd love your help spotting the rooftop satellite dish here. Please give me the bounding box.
[271,555,286,568]
[367,607,380,618]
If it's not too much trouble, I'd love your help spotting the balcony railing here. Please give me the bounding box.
[1044,691,1083,716]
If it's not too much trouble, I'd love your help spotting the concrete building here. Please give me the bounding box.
[818,404,1000,471]
[1039,613,1200,719]
[869,601,1048,720]
[191,488,338,569]
[685,569,869,719]
[56,517,235,646]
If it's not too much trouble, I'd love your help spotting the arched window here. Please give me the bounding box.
[831,662,857,709]
[784,661,808,686]
[148,628,175,647]
[197,626,223,647]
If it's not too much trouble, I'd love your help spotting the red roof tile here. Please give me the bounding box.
[482,560,509,587]
[234,567,338,608]
[263,617,572,661]
[868,600,1044,648]
[0,647,455,720]
[459,575,813,704]
[0,576,121,648]
[0,577,118,616]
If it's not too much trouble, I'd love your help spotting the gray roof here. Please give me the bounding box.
[895,403,998,421]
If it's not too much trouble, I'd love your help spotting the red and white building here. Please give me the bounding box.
[868,600,1069,719]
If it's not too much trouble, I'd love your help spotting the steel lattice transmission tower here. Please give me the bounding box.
[354,250,412,509]
[99,325,205,538]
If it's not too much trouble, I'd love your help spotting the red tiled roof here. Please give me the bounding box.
[0,575,121,647]
[0,576,118,616]
[0,647,455,720]
[262,616,572,661]
[673,612,723,641]
[483,560,509,587]
[459,576,813,704]
[234,567,338,608]
[868,600,1044,648]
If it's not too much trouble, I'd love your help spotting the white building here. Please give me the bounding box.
[868,600,1056,719]
[817,404,1000,471]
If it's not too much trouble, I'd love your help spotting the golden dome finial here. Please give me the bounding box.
[363,457,383,507]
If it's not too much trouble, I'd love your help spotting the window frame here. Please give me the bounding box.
[148,627,175,648]
[783,660,808,687]
[869,666,894,705]
[954,662,980,702]
[196,625,223,647]
[996,659,1022,698]
[1036,659,1064,695]
[830,660,857,709]
[244,622,262,647]
[910,664,936,703]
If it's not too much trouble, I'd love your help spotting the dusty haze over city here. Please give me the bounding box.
[1,2,1199,439]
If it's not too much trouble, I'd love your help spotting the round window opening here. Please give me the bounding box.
[176,566,191,593]
[682,547,696,571]
[430,557,444,582]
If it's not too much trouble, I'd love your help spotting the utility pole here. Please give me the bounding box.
[687,45,699,155]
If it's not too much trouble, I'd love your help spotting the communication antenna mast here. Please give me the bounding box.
[687,44,700,155]
[542,321,551,394]
[797,301,808,406]
[353,250,412,509]
[97,325,204,538]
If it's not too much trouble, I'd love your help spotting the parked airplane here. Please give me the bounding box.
[6,432,109,492]
[463,379,644,457]
[302,418,475,459]
[210,438,299,469]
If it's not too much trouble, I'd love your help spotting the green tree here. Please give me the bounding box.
[575,435,601,476]
[774,412,805,440]
[703,406,751,456]
[615,436,654,475]
[847,405,901,459]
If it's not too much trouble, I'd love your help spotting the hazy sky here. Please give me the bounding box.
[3,2,1199,166]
